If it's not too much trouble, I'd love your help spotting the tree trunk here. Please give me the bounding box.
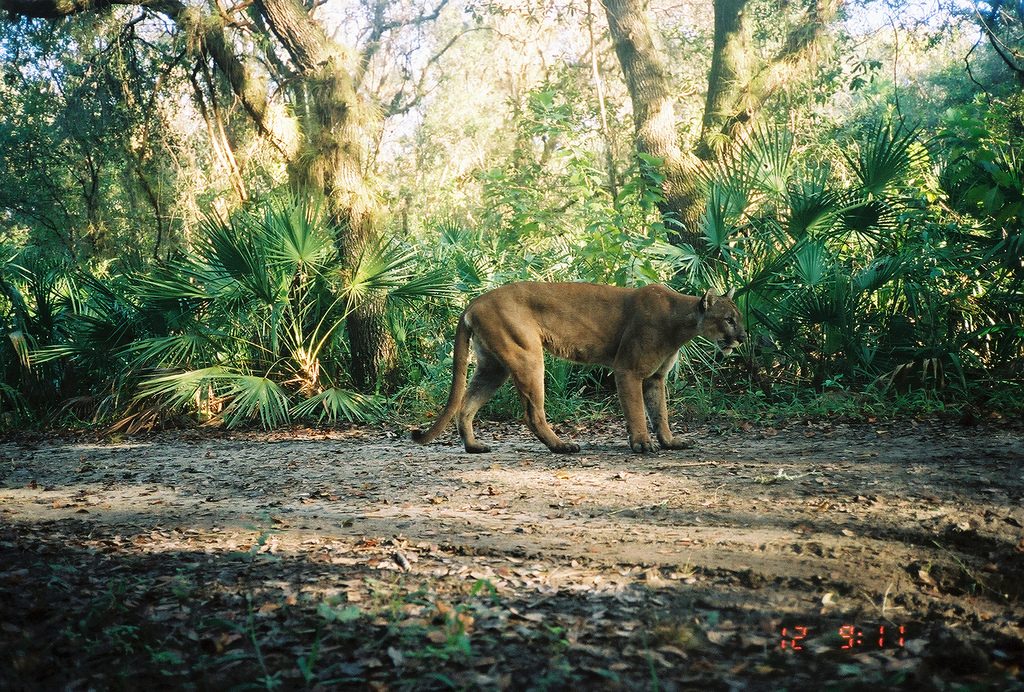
[602,0,704,247]
[587,0,618,200]
[256,0,398,390]
[603,0,843,249]
[697,0,751,160]
[699,0,841,158]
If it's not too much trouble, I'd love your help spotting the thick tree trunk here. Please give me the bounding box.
[256,0,398,390]
[602,0,704,247]
[698,0,841,158]
[697,0,751,160]
[603,0,843,249]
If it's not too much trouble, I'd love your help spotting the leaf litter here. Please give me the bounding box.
[0,419,1022,689]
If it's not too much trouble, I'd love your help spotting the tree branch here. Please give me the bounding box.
[975,1,1024,82]
[357,0,449,84]
[382,25,490,117]
[2,0,290,156]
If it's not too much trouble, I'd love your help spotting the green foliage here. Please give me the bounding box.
[941,96,1024,227]
[0,17,207,264]
[2,2,1022,429]
[662,119,1022,403]
[24,199,449,430]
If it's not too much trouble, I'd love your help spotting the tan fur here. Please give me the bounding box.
[412,282,746,454]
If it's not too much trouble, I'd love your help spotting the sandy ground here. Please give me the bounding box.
[1,417,1022,689]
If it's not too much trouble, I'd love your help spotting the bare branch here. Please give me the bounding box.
[357,0,450,85]
[383,25,492,117]
[975,1,1024,81]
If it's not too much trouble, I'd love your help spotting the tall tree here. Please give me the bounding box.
[252,0,395,388]
[1,0,416,388]
[603,0,843,249]
[602,0,703,244]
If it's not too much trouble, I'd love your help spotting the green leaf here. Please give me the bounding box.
[135,366,233,410]
[221,375,291,429]
[293,388,383,423]
[793,241,830,287]
[261,200,332,270]
[200,216,281,305]
[843,121,922,196]
[317,603,362,623]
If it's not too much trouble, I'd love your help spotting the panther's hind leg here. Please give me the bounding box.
[507,348,580,454]
[457,347,509,453]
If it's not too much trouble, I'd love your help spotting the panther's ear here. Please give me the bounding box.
[699,289,716,313]
[726,287,735,300]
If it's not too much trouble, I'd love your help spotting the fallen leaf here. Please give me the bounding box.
[387,647,405,667]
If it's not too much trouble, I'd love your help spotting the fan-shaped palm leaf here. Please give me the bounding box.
[837,192,895,238]
[854,256,905,293]
[7,330,30,369]
[198,216,281,305]
[293,387,384,423]
[786,171,840,239]
[133,262,218,303]
[701,182,745,256]
[261,200,333,271]
[345,239,455,307]
[388,268,458,303]
[135,366,231,410]
[739,126,794,199]
[793,241,830,287]
[844,121,923,196]
[221,375,291,429]
[122,332,217,370]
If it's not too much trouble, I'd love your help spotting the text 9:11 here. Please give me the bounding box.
[780,625,907,651]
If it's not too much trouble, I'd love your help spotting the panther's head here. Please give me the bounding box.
[697,288,746,356]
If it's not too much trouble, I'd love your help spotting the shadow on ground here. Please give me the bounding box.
[1,419,1022,689]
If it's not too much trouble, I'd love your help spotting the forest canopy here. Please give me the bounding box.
[0,0,1021,430]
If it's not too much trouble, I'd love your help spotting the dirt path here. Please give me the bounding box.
[2,419,1023,689]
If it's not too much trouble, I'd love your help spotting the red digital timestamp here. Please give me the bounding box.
[780,624,908,651]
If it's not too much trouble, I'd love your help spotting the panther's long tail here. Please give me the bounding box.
[411,312,471,444]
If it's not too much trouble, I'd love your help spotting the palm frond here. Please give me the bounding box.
[784,279,853,327]
[844,121,922,196]
[122,332,214,369]
[700,182,745,254]
[454,253,489,290]
[30,343,80,364]
[221,375,291,429]
[133,262,217,303]
[786,171,840,239]
[387,267,458,303]
[0,382,29,419]
[739,126,794,199]
[793,241,830,287]
[199,216,281,305]
[262,200,333,270]
[135,366,232,409]
[293,387,384,423]
[437,218,471,247]
[7,330,31,369]
[346,239,414,302]
[854,256,905,293]
[984,231,1024,273]
[345,238,452,306]
[836,190,896,238]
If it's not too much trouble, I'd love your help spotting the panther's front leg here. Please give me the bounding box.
[642,362,693,451]
[615,371,658,453]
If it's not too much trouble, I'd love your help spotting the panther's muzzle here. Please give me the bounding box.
[718,332,746,357]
